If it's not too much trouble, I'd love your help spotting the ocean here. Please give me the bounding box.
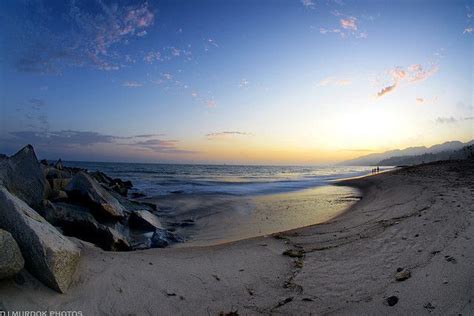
[62,161,390,246]
[63,162,390,197]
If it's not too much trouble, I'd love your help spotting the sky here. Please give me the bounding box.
[0,0,473,165]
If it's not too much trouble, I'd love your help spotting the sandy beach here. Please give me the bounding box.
[1,160,473,315]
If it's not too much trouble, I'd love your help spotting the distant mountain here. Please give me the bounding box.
[340,140,474,166]
[378,145,474,166]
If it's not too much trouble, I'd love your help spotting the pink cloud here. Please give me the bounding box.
[340,17,358,31]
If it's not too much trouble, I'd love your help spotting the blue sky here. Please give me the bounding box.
[0,0,472,164]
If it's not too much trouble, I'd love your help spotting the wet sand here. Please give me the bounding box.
[0,160,472,315]
[147,185,360,247]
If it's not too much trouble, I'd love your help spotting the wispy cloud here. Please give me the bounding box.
[318,77,351,86]
[206,131,252,139]
[340,17,357,30]
[464,6,473,34]
[122,81,143,88]
[206,100,217,108]
[435,117,457,124]
[376,63,438,99]
[301,0,316,9]
[143,51,162,63]
[14,1,155,74]
[2,130,193,155]
[319,11,367,39]
[416,97,425,104]
[239,78,250,88]
[376,83,397,98]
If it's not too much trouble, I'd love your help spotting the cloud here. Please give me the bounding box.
[340,17,357,30]
[416,97,425,104]
[301,0,316,9]
[376,83,398,98]
[143,51,162,63]
[122,81,142,88]
[409,64,438,83]
[318,77,351,86]
[13,1,155,73]
[206,100,217,108]
[435,117,457,124]
[131,139,195,154]
[376,63,438,99]
[2,130,193,155]
[320,13,366,38]
[29,98,46,109]
[239,79,249,88]
[319,28,343,36]
[206,131,252,139]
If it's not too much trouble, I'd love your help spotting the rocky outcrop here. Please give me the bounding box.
[0,145,49,208]
[65,172,126,220]
[0,187,80,293]
[0,229,24,279]
[91,171,133,197]
[129,210,163,231]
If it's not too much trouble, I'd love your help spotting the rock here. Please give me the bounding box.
[395,269,411,281]
[129,210,163,231]
[386,296,398,306]
[54,159,64,170]
[0,187,80,293]
[103,226,130,251]
[90,171,114,186]
[39,159,49,166]
[151,229,181,248]
[0,229,24,279]
[282,249,305,258]
[65,171,126,220]
[42,202,130,251]
[0,145,49,208]
[50,178,71,192]
[45,167,72,181]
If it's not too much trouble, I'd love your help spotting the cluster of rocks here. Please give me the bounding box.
[0,145,180,293]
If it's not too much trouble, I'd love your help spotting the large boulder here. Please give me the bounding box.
[42,202,130,251]
[0,145,49,208]
[0,187,80,293]
[129,210,163,231]
[65,172,126,220]
[0,229,24,279]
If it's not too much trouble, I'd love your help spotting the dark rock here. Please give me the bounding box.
[282,249,305,258]
[102,226,130,251]
[65,171,126,220]
[151,229,181,248]
[386,296,399,306]
[42,202,130,251]
[90,171,114,186]
[0,187,80,293]
[129,210,163,231]
[395,269,411,281]
[54,159,64,170]
[0,229,24,279]
[45,167,72,181]
[0,145,50,208]
[40,159,49,166]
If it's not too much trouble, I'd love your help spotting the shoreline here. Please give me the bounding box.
[0,160,472,314]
